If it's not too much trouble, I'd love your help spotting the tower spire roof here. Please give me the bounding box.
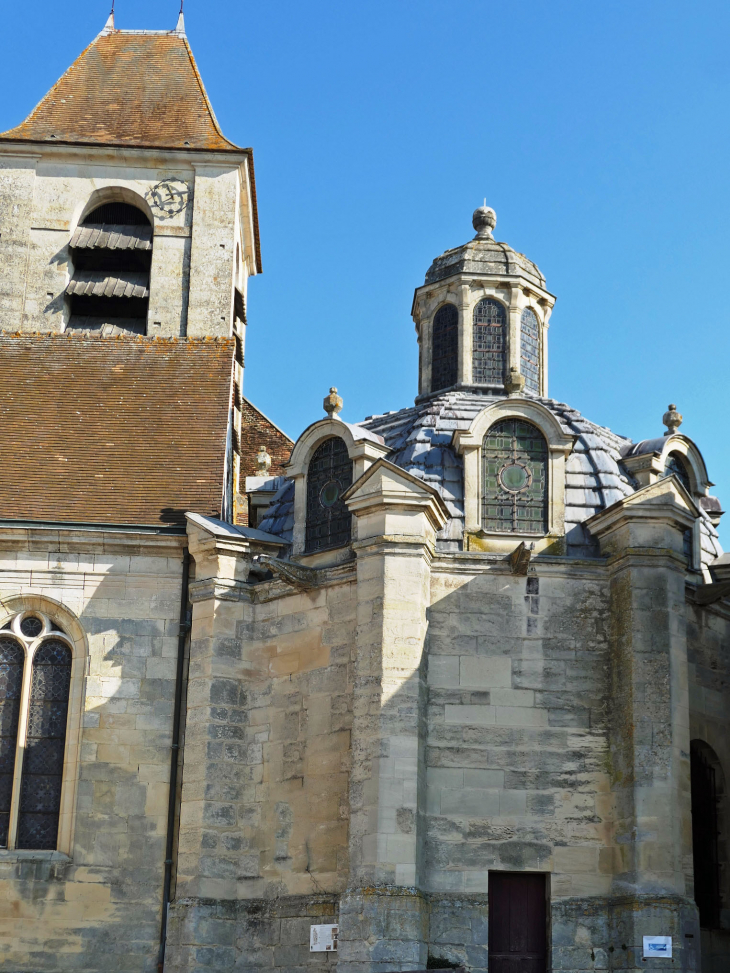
[0,21,236,151]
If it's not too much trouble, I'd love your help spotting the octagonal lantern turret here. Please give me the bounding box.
[412,206,556,398]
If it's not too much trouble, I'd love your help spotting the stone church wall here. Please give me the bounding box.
[0,527,185,972]
[167,570,357,969]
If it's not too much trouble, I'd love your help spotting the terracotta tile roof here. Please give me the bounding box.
[0,334,234,527]
[0,29,237,151]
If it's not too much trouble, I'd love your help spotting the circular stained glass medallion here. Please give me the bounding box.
[320,480,341,508]
[20,616,43,638]
[499,463,531,493]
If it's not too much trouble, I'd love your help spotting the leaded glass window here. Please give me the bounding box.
[473,299,506,385]
[520,308,540,393]
[305,437,353,553]
[0,639,24,848]
[17,640,72,850]
[432,303,458,392]
[0,612,73,851]
[482,419,548,533]
[664,452,691,492]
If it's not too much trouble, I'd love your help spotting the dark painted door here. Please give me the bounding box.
[488,872,547,973]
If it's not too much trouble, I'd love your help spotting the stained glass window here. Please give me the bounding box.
[432,303,458,392]
[482,419,548,533]
[305,437,353,553]
[473,299,506,385]
[520,308,540,393]
[0,638,24,848]
[664,452,691,492]
[17,640,72,850]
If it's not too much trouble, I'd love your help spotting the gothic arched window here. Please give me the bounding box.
[0,638,24,848]
[0,612,73,851]
[305,437,353,553]
[520,308,540,393]
[432,303,458,392]
[67,199,153,336]
[482,419,548,533]
[690,741,723,929]
[473,299,506,385]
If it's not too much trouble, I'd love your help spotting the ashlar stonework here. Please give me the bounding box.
[0,15,727,973]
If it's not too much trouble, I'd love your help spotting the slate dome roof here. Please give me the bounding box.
[424,206,546,289]
[259,389,723,567]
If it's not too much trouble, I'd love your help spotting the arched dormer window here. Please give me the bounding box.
[0,611,73,850]
[305,437,353,553]
[482,419,548,533]
[67,200,153,336]
[520,308,540,393]
[473,299,506,385]
[664,451,691,492]
[432,304,458,392]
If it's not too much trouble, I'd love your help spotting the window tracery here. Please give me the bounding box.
[305,437,353,553]
[432,303,458,391]
[482,419,548,533]
[0,612,72,851]
[520,308,540,393]
[472,299,506,385]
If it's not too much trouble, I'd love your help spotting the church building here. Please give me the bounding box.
[0,12,728,973]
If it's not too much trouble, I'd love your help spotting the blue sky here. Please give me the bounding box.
[1,0,729,545]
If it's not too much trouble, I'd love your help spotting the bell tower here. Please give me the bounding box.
[411,205,556,398]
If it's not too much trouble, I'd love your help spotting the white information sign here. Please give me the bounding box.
[310,924,338,952]
[643,936,672,958]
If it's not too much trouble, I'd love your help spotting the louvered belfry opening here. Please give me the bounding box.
[66,202,152,336]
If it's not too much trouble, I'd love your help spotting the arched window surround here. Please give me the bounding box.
[66,188,155,337]
[0,595,86,858]
[287,417,390,557]
[454,399,574,548]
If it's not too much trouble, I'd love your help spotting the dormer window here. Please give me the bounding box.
[482,419,548,533]
[472,299,506,385]
[432,303,458,392]
[305,437,353,552]
[520,308,540,393]
[66,201,152,336]
[664,451,691,492]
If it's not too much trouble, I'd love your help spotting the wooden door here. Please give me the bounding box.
[488,872,547,973]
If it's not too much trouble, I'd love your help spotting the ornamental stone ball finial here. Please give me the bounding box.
[256,445,272,474]
[473,201,497,240]
[323,387,343,418]
[663,403,683,436]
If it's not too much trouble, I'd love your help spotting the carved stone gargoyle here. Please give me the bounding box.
[509,541,534,576]
[252,554,321,590]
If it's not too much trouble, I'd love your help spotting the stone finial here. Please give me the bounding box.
[473,202,497,240]
[504,367,526,396]
[256,445,272,474]
[323,387,343,418]
[662,403,683,436]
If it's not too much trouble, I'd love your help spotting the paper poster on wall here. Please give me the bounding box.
[643,936,672,958]
[310,924,338,951]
